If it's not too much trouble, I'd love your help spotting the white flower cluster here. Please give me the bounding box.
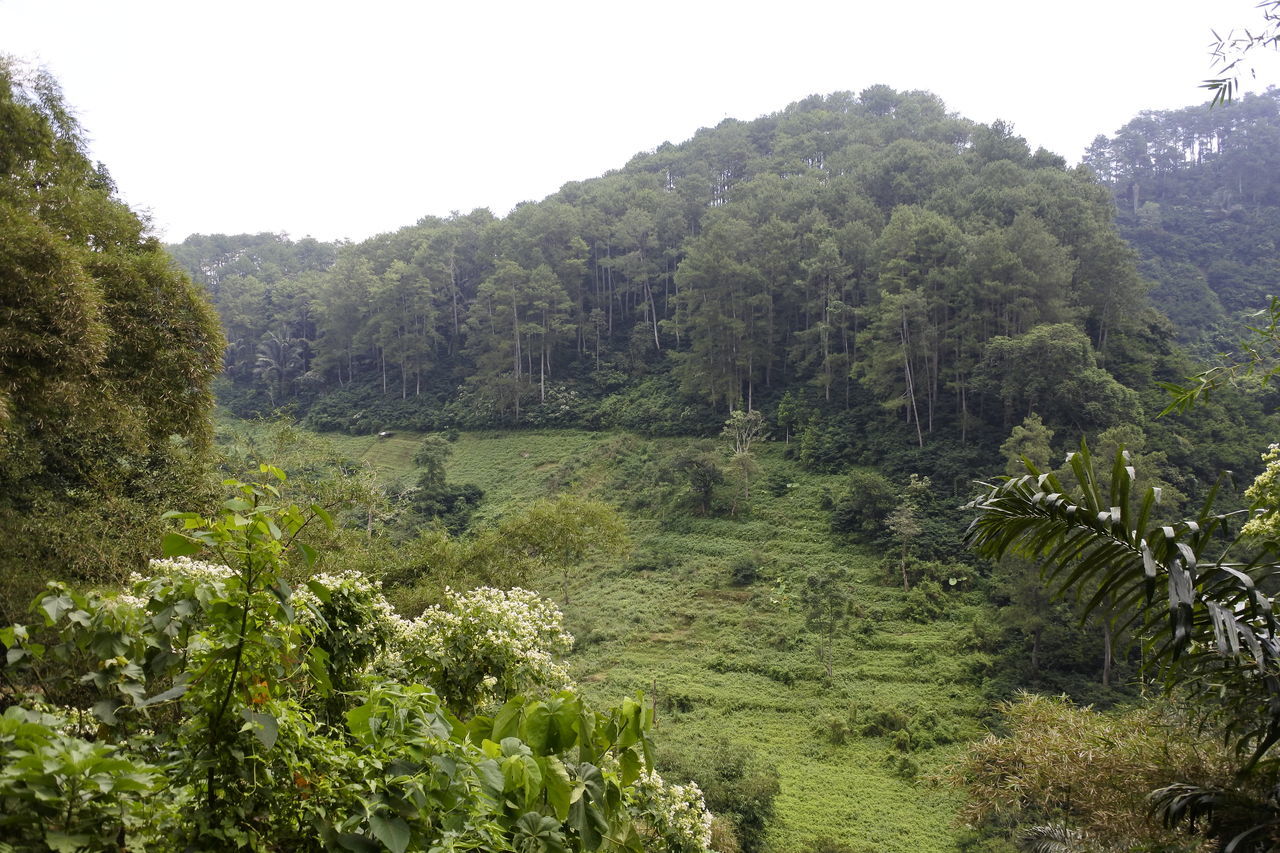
[115,557,237,611]
[380,586,575,706]
[1244,443,1280,540]
[135,555,238,594]
[628,770,715,853]
[140,557,236,584]
[292,570,399,630]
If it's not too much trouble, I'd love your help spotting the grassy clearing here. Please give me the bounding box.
[429,431,985,852]
[246,421,986,850]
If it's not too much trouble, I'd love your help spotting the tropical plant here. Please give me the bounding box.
[966,441,1280,849]
[0,471,712,852]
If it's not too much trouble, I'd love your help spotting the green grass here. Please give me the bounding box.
[252,422,987,851]
[433,432,985,852]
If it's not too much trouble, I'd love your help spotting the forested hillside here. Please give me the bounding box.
[1086,87,1280,343]
[171,87,1269,494]
[12,61,1280,850]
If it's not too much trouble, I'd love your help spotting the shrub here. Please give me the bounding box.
[728,551,767,586]
[0,472,709,851]
[656,741,780,853]
[764,470,793,497]
[829,469,897,540]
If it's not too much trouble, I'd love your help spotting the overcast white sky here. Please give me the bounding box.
[5,0,1280,243]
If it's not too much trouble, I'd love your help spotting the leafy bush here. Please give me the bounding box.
[0,706,161,849]
[902,578,947,622]
[656,741,780,853]
[764,470,793,497]
[408,479,485,533]
[727,551,767,587]
[829,470,897,540]
[0,472,713,852]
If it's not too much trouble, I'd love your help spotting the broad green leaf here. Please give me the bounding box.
[542,756,572,821]
[311,503,334,528]
[44,832,91,853]
[520,702,551,754]
[368,814,410,853]
[240,709,279,750]
[297,541,318,568]
[347,701,374,739]
[618,748,641,786]
[305,579,332,604]
[161,532,203,558]
[140,682,188,707]
[492,699,522,743]
[549,694,579,750]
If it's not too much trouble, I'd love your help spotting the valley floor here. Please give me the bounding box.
[324,427,988,851]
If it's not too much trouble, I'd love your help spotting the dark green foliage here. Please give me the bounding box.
[406,432,484,533]
[671,444,727,516]
[829,470,896,540]
[850,701,964,753]
[1086,90,1280,341]
[727,551,766,586]
[408,479,484,534]
[171,86,1177,474]
[656,741,780,853]
[0,60,224,616]
[763,470,792,497]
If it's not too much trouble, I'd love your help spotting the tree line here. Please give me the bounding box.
[173,87,1157,455]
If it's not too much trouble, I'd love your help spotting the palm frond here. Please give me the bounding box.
[966,440,1280,770]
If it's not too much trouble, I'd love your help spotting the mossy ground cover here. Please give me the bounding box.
[280,425,990,850]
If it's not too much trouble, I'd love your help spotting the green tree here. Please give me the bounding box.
[801,564,854,680]
[829,469,897,541]
[977,323,1139,432]
[887,474,930,592]
[722,408,767,509]
[967,441,1280,846]
[0,59,224,615]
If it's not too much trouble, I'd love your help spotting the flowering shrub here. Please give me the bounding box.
[0,471,703,851]
[1244,443,1280,540]
[627,770,716,853]
[381,585,574,715]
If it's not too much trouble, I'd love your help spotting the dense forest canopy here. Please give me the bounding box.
[172,88,1169,464]
[0,59,224,614]
[1086,88,1280,341]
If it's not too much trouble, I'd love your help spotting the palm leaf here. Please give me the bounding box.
[966,440,1280,770]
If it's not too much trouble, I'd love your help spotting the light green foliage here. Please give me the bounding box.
[428,430,978,850]
[999,413,1055,477]
[801,564,855,679]
[0,471,698,852]
[0,706,160,850]
[412,433,453,488]
[951,694,1235,851]
[889,475,929,590]
[467,494,630,604]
